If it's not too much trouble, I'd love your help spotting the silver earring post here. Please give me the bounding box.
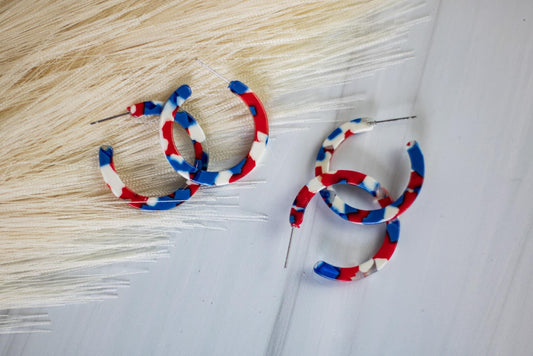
[368,115,416,125]
[90,112,129,125]
[195,58,230,84]
[284,227,296,269]
[283,115,416,268]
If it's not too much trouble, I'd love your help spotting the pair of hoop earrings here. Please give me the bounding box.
[94,61,424,282]
[94,60,269,210]
[286,117,425,282]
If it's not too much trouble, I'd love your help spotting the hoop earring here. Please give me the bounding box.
[284,140,424,270]
[305,117,407,280]
[160,62,269,186]
[98,95,209,210]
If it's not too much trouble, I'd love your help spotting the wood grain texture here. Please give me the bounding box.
[2,0,533,355]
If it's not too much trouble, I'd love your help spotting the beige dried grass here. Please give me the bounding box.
[0,0,423,333]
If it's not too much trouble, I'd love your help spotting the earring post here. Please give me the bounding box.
[90,112,129,125]
[369,115,416,125]
[195,58,230,83]
[284,227,296,268]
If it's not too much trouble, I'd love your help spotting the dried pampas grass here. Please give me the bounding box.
[0,0,424,333]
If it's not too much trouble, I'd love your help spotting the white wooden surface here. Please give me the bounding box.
[2,0,533,355]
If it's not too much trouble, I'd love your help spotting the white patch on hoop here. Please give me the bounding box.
[330,195,345,214]
[176,97,185,107]
[169,154,184,164]
[344,120,372,135]
[374,258,388,271]
[159,106,174,129]
[383,206,400,222]
[146,197,158,206]
[358,259,374,274]
[322,134,344,151]
[249,140,267,162]
[362,176,379,195]
[161,137,169,152]
[215,171,232,185]
[100,164,126,198]
[307,177,325,193]
[188,123,206,142]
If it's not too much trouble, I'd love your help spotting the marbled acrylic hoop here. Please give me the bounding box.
[159,81,269,186]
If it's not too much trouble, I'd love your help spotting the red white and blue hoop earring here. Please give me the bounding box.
[284,132,424,274]
[160,60,269,186]
[306,117,410,280]
[97,96,209,210]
